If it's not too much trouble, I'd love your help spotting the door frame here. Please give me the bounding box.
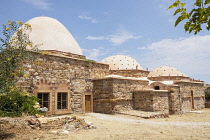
[191,90,195,110]
[83,93,93,113]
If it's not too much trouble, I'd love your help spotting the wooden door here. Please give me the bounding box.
[191,91,194,110]
[85,95,91,113]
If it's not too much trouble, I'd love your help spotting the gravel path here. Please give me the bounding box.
[88,113,210,127]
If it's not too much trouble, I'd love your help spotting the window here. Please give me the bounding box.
[154,86,160,90]
[57,92,67,109]
[38,93,49,109]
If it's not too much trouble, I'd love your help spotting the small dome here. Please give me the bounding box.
[25,16,82,55]
[148,66,187,78]
[101,55,143,70]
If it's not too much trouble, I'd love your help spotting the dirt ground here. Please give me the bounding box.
[1,108,210,140]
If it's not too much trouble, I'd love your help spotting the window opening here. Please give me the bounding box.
[38,93,49,109]
[154,86,160,90]
[57,92,67,109]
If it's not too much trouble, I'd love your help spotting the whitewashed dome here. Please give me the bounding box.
[101,55,143,70]
[26,16,82,55]
[148,66,187,78]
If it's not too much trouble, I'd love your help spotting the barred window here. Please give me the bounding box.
[57,92,67,109]
[37,93,49,108]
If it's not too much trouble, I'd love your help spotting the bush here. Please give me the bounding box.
[0,89,40,117]
[205,93,210,102]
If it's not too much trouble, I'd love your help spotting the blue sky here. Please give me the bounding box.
[0,0,210,84]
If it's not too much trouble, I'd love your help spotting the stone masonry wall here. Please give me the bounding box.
[45,50,86,60]
[168,86,182,114]
[92,79,115,113]
[92,78,149,113]
[109,70,149,78]
[168,82,205,114]
[177,82,205,113]
[17,52,109,114]
[133,91,169,113]
[112,79,148,112]
[148,76,190,81]
[133,91,153,111]
[149,82,169,90]
[153,91,169,113]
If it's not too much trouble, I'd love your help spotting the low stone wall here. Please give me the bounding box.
[93,99,133,114]
[114,99,133,112]
[133,90,169,113]
[205,102,210,108]
[93,99,115,114]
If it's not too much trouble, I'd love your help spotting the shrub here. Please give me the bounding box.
[205,93,210,102]
[0,89,40,117]
[0,20,41,117]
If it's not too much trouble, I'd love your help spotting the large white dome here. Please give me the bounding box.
[26,16,83,55]
[148,66,187,77]
[101,55,143,70]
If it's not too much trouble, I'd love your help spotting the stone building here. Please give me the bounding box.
[18,16,205,115]
[94,57,205,114]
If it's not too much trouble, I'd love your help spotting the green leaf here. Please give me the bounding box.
[184,22,191,31]
[204,0,210,5]
[180,3,186,7]
[167,1,180,9]
[189,27,193,34]
[181,11,189,19]
[173,8,181,15]
[175,15,184,27]
[206,20,210,30]
[194,0,202,7]
[189,9,195,17]
[195,24,202,32]
[167,4,177,9]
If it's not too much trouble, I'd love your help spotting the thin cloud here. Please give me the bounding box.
[82,47,114,61]
[108,29,142,46]
[168,19,175,23]
[21,0,51,10]
[138,35,210,81]
[86,29,142,46]
[78,15,98,23]
[86,36,105,40]
[82,48,101,61]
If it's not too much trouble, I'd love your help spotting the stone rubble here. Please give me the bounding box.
[28,115,97,133]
